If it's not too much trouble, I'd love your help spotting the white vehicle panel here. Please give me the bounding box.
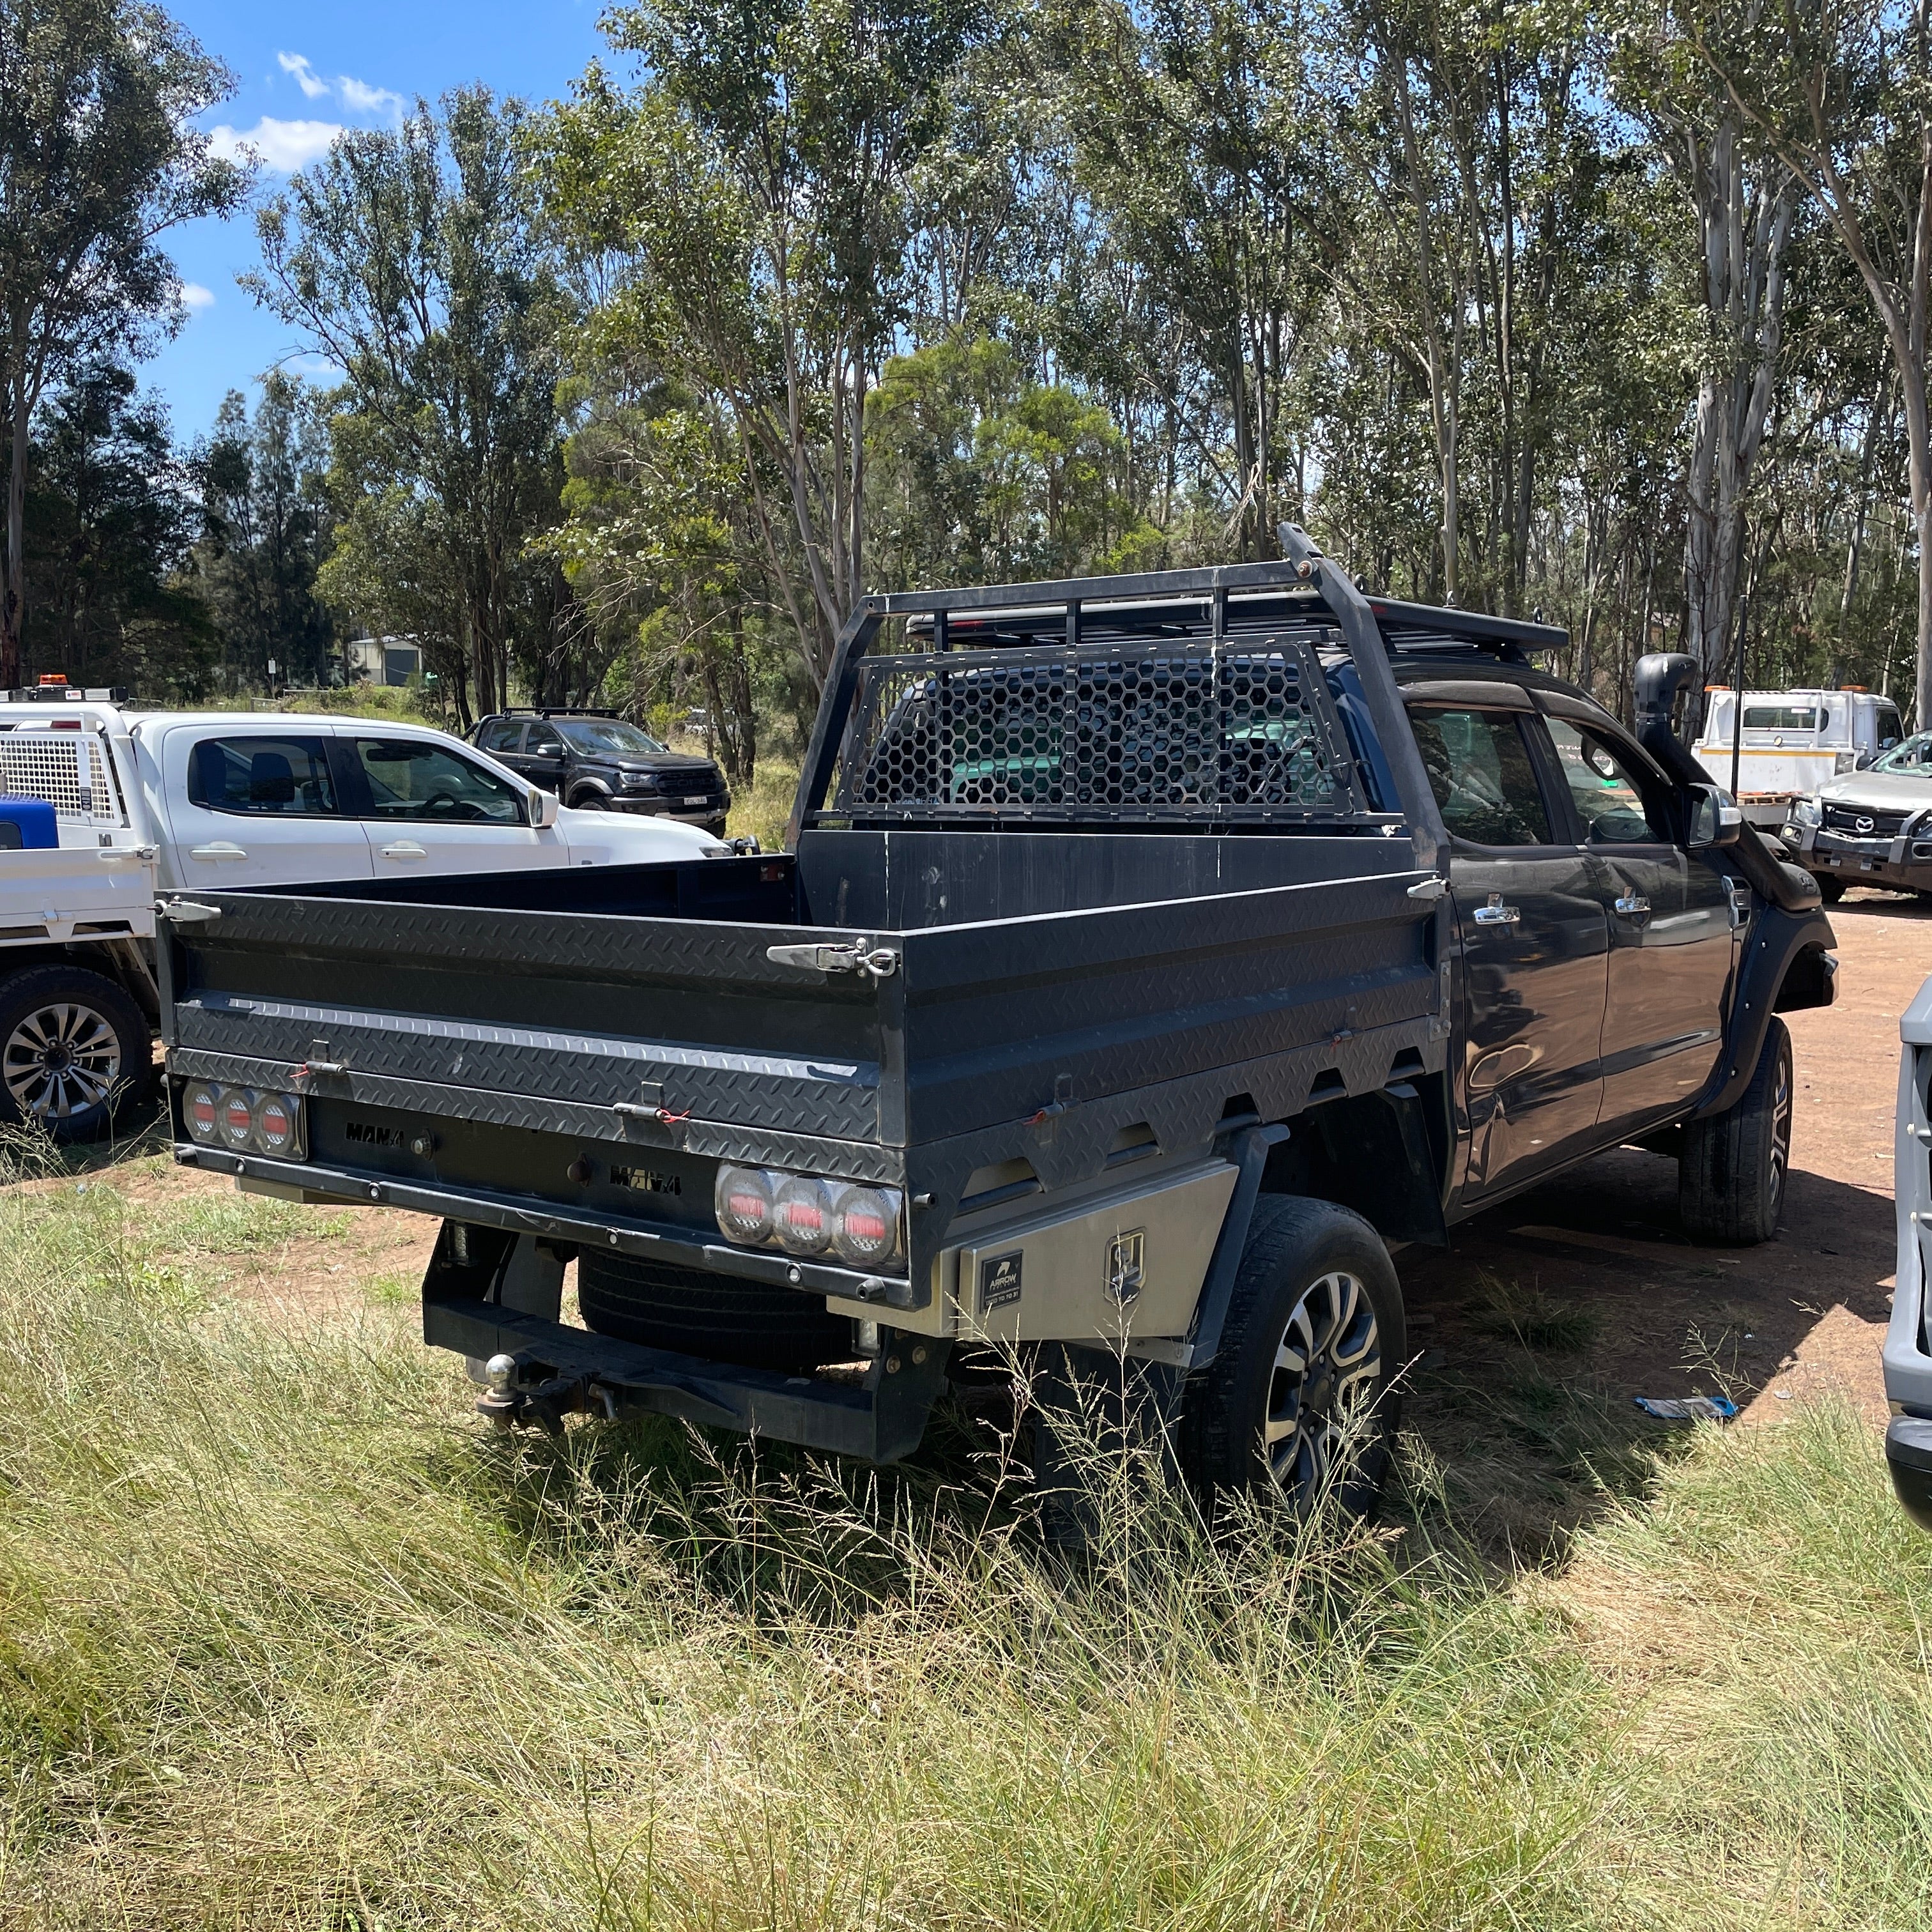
[150,721,374,891]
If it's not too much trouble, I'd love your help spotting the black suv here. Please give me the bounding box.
[470,710,731,836]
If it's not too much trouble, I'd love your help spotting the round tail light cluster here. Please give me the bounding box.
[180,1080,305,1160]
[712,1165,903,1268]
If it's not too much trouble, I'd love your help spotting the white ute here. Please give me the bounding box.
[0,687,729,1140]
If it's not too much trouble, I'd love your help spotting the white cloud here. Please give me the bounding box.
[180,283,216,311]
[276,50,330,99]
[208,118,344,172]
[337,75,406,123]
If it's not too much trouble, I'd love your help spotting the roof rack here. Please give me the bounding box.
[493,707,619,719]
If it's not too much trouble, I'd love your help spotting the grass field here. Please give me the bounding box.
[0,1145,1928,1929]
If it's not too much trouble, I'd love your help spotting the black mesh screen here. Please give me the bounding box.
[830,630,1367,824]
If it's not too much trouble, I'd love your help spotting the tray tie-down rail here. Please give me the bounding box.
[423,1222,948,1462]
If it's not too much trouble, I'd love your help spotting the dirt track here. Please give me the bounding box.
[1401,887,1923,1552]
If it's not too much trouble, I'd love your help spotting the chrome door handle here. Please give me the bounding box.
[1614,893,1652,916]
[1472,894,1520,925]
[380,841,428,859]
[188,841,247,861]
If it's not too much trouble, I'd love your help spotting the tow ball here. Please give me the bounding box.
[475,1353,617,1432]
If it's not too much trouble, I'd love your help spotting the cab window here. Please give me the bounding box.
[1544,719,1666,844]
[525,724,565,757]
[1408,707,1554,847]
[353,739,525,824]
[475,719,524,754]
[188,736,339,816]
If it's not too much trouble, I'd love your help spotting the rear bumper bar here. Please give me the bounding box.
[426,1293,947,1462]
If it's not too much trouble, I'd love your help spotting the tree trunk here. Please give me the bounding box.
[1,370,27,692]
[1676,120,1795,680]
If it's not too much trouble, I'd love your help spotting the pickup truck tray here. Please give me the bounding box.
[160,831,1445,1221]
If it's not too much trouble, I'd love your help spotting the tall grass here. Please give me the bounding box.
[0,1165,1927,1928]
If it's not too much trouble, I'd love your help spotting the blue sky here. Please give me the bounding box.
[149,1,611,442]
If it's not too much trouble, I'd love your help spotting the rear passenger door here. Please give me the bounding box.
[1540,711,1736,1138]
[1407,695,1609,1203]
[164,729,374,891]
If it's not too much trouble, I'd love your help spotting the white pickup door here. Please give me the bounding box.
[156,726,374,891]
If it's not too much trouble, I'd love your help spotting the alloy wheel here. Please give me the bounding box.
[3,1001,122,1125]
[1265,1269,1384,1503]
[1768,1036,1793,1217]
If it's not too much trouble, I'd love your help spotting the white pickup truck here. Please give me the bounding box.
[1694,686,1906,830]
[0,691,730,1141]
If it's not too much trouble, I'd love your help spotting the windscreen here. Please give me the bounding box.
[557,718,666,756]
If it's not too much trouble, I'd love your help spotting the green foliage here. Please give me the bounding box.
[192,371,337,693]
[251,89,569,725]
[0,0,248,685]
[20,361,215,700]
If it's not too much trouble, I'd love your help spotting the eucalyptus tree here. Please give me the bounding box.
[0,0,247,687]
[249,89,564,721]
[1685,0,1932,723]
[540,0,988,691]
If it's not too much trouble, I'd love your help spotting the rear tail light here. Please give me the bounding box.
[178,1079,305,1160]
[830,1184,897,1266]
[773,1175,832,1255]
[714,1165,775,1243]
[714,1164,903,1268]
[222,1091,256,1146]
[185,1084,220,1143]
[256,1094,295,1154]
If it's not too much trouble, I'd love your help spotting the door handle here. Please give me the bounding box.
[380,841,428,859]
[1614,893,1652,917]
[1471,893,1520,925]
[189,842,247,861]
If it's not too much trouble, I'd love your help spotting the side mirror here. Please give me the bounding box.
[530,787,560,829]
[1855,749,1877,770]
[1687,785,1743,850]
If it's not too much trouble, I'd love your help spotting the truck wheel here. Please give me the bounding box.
[0,965,150,1143]
[1817,873,1844,903]
[1679,1015,1792,1245]
[578,1248,850,1372]
[569,790,608,812]
[1180,1197,1406,1515]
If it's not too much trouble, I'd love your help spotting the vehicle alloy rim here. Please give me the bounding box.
[3,1002,121,1124]
[1768,1038,1793,1215]
[1266,1269,1383,1503]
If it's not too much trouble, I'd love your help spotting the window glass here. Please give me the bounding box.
[1877,704,1905,746]
[1875,730,1932,772]
[353,739,525,824]
[1545,718,1664,844]
[189,736,338,816]
[475,719,524,753]
[1742,704,1820,731]
[525,725,565,756]
[556,717,664,756]
[1408,707,1553,846]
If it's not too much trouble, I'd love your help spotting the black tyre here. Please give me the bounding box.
[1679,1015,1793,1245]
[1817,873,1845,903]
[0,965,149,1143]
[568,790,608,812]
[578,1248,850,1372]
[1179,1196,1406,1514]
